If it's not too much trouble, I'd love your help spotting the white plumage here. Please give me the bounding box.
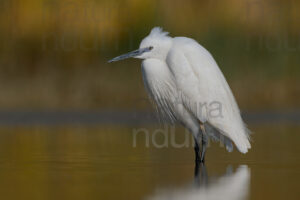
[109,27,251,161]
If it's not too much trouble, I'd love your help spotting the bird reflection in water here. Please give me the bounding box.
[146,164,250,200]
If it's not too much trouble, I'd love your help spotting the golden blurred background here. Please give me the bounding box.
[0,2,299,200]
[0,0,299,111]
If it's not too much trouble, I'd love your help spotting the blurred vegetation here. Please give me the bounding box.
[0,0,299,111]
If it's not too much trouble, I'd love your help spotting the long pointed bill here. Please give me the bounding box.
[108,47,152,63]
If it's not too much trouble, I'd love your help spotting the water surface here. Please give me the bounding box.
[0,124,298,200]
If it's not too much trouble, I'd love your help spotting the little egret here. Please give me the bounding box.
[109,27,251,163]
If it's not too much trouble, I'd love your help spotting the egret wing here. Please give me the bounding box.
[166,37,250,153]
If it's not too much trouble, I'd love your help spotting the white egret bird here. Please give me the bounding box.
[109,27,251,163]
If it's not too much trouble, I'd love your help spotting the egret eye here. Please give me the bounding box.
[149,46,153,50]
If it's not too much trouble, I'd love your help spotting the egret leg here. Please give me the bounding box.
[194,162,208,187]
[200,124,208,163]
[194,139,200,163]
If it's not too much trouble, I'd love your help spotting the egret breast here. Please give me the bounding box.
[141,59,178,123]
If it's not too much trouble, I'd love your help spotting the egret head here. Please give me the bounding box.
[108,27,172,63]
